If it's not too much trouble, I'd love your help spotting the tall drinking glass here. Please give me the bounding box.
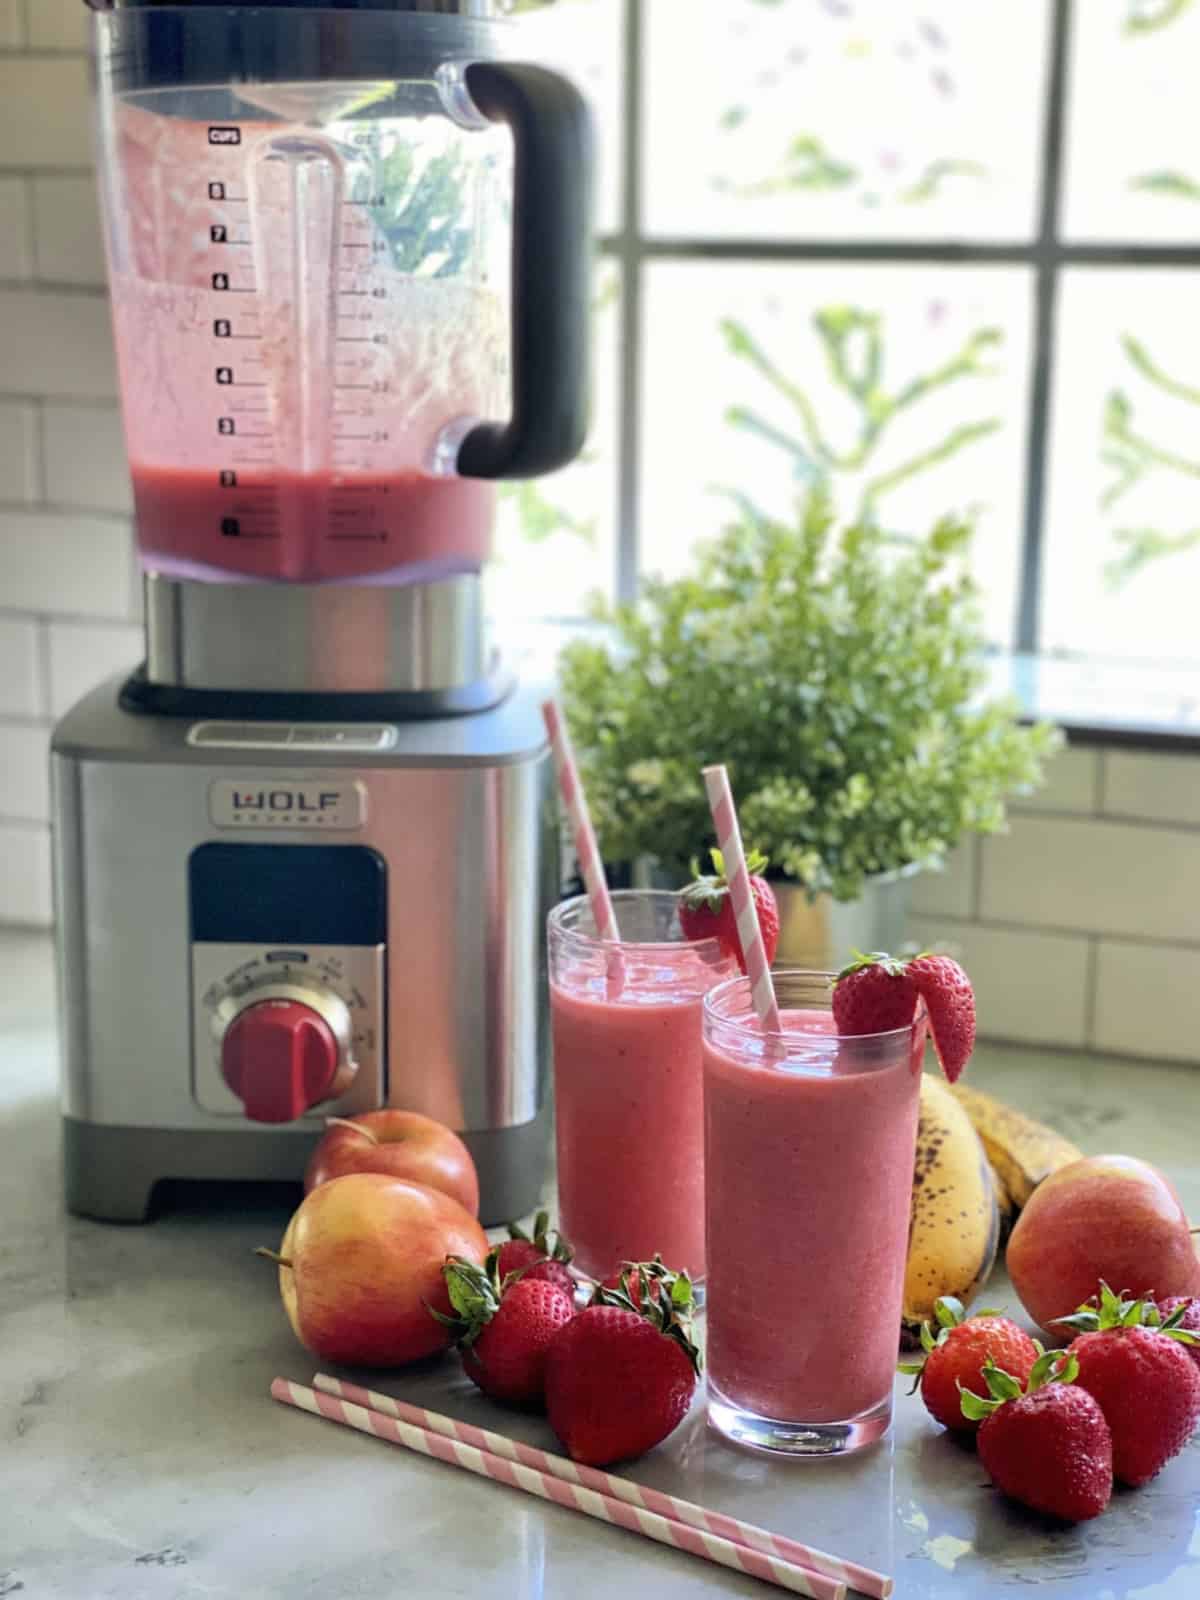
[548,890,737,1283]
[703,971,925,1456]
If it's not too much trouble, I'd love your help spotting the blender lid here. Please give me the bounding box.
[88,2,503,12]
[89,0,508,95]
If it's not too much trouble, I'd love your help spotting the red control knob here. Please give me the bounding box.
[222,998,340,1124]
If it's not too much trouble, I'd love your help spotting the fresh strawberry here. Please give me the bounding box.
[545,1264,700,1465]
[434,1250,575,1408]
[907,954,976,1083]
[1055,1282,1200,1486]
[899,1295,1040,1434]
[963,1352,1113,1523]
[1155,1297,1200,1374]
[598,1255,675,1311]
[831,950,975,1082]
[495,1210,576,1297]
[831,951,920,1035]
[679,847,779,974]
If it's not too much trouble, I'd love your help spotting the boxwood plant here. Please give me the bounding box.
[559,493,1060,901]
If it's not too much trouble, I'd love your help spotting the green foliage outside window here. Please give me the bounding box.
[350,141,474,279]
[1103,334,1200,585]
[719,306,1003,532]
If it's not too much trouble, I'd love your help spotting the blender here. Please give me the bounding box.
[52,0,593,1222]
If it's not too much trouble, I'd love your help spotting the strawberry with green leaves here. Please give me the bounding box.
[545,1263,701,1466]
[831,949,975,1081]
[962,1352,1114,1523]
[1154,1296,1200,1374]
[495,1211,576,1298]
[598,1255,676,1311]
[1055,1281,1200,1486]
[679,848,779,974]
[434,1249,575,1408]
[899,1295,1040,1434]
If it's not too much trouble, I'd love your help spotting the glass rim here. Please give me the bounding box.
[548,888,727,960]
[703,968,926,1046]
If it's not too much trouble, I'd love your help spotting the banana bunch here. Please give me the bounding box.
[950,1082,1083,1219]
[902,1075,1001,1342]
[901,1078,1085,1341]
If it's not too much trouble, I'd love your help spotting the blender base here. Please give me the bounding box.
[63,1107,551,1227]
[53,675,556,1231]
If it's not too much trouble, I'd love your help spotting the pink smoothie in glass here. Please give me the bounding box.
[704,1008,921,1426]
[551,972,711,1282]
[549,890,737,1287]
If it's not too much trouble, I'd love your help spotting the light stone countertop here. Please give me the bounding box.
[2,928,1198,1600]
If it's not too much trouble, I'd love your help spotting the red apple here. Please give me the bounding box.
[304,1110,479,1218]
[266,1172,488,1367]
[1007,1154,1200,1339]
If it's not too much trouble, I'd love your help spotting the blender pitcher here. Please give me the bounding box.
[87,0,593,586]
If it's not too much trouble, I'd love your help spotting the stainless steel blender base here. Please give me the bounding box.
[53,676,557,1226]
[144,573,488,695]
[63,1109,551,1227]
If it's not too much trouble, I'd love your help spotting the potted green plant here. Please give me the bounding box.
[558,492,1060,967]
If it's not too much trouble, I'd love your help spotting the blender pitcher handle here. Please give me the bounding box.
[456,62,594,481]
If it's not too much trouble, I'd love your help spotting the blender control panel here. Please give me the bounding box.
[193,942,383,1119]
[189,843,386,1124]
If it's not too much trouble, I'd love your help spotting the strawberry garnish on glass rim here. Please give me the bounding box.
[831,949,976,1082]
[678,847,780,975]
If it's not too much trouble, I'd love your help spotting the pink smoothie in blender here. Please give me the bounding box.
[104,101,510,584]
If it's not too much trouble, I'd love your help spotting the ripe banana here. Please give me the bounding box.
[902,1074,1001,1343]
[950,1082,1083,1212]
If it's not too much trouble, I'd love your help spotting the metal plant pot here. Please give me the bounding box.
[772,864,921,972]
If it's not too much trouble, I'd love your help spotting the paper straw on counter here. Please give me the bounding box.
[542,698,620,943]
[313,1374,891,1599]
[703,764,781,1033]
[271,1379,845,1599]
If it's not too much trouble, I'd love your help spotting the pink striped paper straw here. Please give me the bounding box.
[271,1379,844,1600]
[703,764,782,1033]
[313,1375,891,1599]
[542,699,620,942]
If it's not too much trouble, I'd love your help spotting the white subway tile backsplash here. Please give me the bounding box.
[0,619,42,717]
[1103,751,1200,830]
[0,401,38,502]
[0,58,91,168]
[1010,745,1099,815]
[48,620,140,715]
[981,815,1200,944]
[1093,940,1200,1063]
[0,178,33,281]
[0,289,117,400]
[0,508,133,617]
[43,403,131,513]
[32,176,105,286]
[27,0,89,51]
[0,823,52,927]
[908,916,1091,1049]
[909,839,977,920]
[0,722,51,822]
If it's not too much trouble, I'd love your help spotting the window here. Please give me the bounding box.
[495,0,1200,672]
